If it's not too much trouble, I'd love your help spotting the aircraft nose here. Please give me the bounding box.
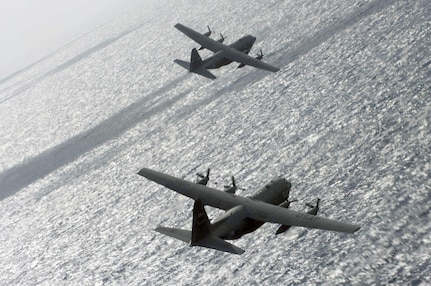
[282,178,291,191]
[246,35,256,44]
[280,178,291,200]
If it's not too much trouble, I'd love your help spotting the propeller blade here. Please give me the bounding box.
[196,168,210,179]
[306,198,321,209]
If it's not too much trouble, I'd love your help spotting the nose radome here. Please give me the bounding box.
[286,180,292,190]
[246,35,256,42]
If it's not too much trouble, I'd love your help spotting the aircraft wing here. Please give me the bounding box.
[138,167,360,233]
[175,23,280,73]
[244,199,360,233]
[138,167,240,210]
[175,23,224,53]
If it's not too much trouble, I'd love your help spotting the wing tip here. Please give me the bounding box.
[137,167,153,178]
[174,23,185,30]
[137,168,145,176]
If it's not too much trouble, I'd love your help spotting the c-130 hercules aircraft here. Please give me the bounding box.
[174,23,280,79]
[138,168,360,255]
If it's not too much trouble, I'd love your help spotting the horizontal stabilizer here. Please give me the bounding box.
[174,59,190,70]
[196,235,245,255]
[155,227,244,254]
[155,226,191,243]
[174,59,216,79]
[193,67,216,80]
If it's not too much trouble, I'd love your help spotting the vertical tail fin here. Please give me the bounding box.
[190,49,216,79]
[191,199,212,245]
[191,199,244,254]
[154,199,244,255]
[174,48,216,79]
[190,48,204,71]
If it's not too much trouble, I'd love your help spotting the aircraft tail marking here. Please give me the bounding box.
[276,199,321,235]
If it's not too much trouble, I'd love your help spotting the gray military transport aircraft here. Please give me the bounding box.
[138,167,360,255]
[174,23,280,79]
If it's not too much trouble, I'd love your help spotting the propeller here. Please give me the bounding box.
[306,198,320,209]
[196,169,210,185]
[305,198,321,216]
[223,176,246,194]
[203,26,212,37]
[196,168,210,178]
[279,198,298,209]
[275,198,298,235]
[217,33,226,44]
[199,26,213,50]
[256,49,263,60]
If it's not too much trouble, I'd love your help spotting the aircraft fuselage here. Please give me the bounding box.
[211,177,291,240]
[204,35,256,69]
